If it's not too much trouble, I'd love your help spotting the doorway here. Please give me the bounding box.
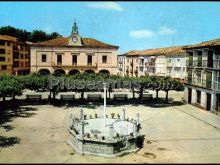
[188,88,192,103]
[206,93,211,111]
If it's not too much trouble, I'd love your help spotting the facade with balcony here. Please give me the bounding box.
[30,22,119,75]
[166,53,186,81]
[0,35,30,76]
[183,39,220,113]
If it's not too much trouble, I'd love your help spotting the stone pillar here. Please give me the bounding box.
[184,87,188,102]
[122,108,125,120]
[109,124,114,137]
[211,93,216,112]
[80,108,84,121]
[201,91,207,109]
[136,113,140,125]
[191,89,197,104]
[79,122,84,138]
[133,120,137,137]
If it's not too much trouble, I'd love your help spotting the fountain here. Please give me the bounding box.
[67,83,144,157]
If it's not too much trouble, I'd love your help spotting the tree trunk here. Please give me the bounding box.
[165,90,169,103]
[3,96,5,102]
[108,89,110,99]
[52,91,56,100]
[132,88,135,99]
[156,90,159,99]
[139,87,143,103]
[12,94,15,100]
[81,91,84,99]
[49,91,52,100]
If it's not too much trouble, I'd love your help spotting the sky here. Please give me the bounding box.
[0,1,220,54]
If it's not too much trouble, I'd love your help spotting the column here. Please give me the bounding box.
[122,108,125,120]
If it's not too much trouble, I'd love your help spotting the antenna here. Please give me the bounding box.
[202,30,204,43]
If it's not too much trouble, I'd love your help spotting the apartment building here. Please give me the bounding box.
[30,22,119,75]
[117,54,126,76]
[0,35,30,75]
[118,46,186,80]
[183,38,220,112]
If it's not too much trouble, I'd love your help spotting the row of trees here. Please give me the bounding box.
[0,26,62,42]
[0,73,184,103]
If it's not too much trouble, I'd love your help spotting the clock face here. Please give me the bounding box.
[72,37,78,43]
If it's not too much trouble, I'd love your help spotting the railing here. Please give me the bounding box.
[186,60,207,67]
[52,62,97,68]
[185,77,212,89]
[212,81,220,91]
[213,60,220,69]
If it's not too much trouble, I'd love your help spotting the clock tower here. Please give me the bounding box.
[68,21,82,46]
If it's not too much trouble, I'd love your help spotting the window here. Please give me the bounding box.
[72,55,77,65]
[0,49,5,54]
[25,62,29,67]
[7,42,10,46]
[41,54,47,62]
[102,55,107,64]
[25,54,29,59]
[20,54,24,59]
[57,54,62,65]
[1,65,7,70]
[87,55,92,65]
[0,57,5,61]
[0,40,5,45]
[169,59,172,63]
[20,62,24,67]
[13,53,19,59]
[20,46,24,51]
[14,61,19,67]
[177,59,180,62]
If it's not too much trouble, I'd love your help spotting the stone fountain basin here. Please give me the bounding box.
[83,118,134,137]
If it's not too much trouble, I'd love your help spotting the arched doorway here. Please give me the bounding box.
[84,70,95,74]
[69,69,80,75]
[54,69,66,76]
[99,69,110,75]
[38,69,50,75]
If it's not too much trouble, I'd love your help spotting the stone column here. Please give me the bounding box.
[133,120,137,137]
[122,108,125,120]
[136,113,140,125]
[79,122,84,138]
[109,124,114,137]
[80,108,84,121]
[211,93,216,112]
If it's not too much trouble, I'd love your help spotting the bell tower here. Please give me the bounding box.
[68,21,82,46]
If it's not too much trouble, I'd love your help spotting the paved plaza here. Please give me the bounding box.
[0,91,220,163]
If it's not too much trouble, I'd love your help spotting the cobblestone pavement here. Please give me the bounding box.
[0,91,220,163]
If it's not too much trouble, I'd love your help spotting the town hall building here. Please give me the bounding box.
[30,22,119,75]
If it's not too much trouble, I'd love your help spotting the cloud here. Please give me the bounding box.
[129,30,155,39]
[158,26,177,35]
[87,2,123,11]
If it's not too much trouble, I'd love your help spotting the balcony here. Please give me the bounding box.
[213,60,220,69]
[212,81,220,91]
[185,77,212,89]
[52,62,97,69]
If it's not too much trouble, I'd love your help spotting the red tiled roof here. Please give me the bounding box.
[0,35,17,42]
[32,37,119,49]
[124,46,184,57]
[183,38,220,49]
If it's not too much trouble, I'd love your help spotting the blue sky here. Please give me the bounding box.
[0,1,220,54]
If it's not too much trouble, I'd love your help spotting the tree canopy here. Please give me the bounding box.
[0,25,62,42]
